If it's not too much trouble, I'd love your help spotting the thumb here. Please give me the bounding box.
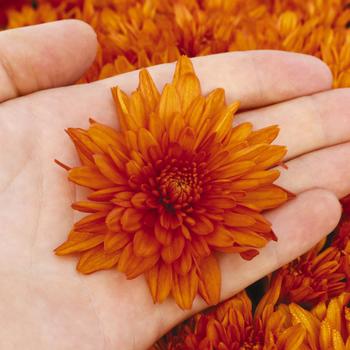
[0,19,97,102]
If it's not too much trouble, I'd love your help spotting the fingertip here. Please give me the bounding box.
[305,188,341,232]
[56,19,98,79]
[60,19,98,64]
[289,53,333,92]
[251,51,333,104]
[0,20,99,100]
[274,188,341,248]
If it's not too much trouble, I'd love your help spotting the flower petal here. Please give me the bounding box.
[68,166,115,189]
[105,207,124,231]
[77,247,120,274]
[93,154,127,185]
[138,69,160,112]
[205,226,234,248]
[126,254,159,279]
[191,215,215,235]
[71,201,113,213]
[146,263,173,303]
[174,245,192,275]
[172,55,195,85]
[198,255,221,305]
[104,230,131,253]
[161,234,185,263]
[158,84,181,126]
[120,208,144,232]
[87,122,123,153]
[175,73,201,112]
[223,212,256,227]
[55,232,105,255]
[239,185,289,210]
[133,230,161,257]
[229,228,268,248]
[248,125,280,145]
[154,221,173,245]
[172,268,199,310]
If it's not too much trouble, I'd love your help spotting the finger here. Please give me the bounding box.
[97,50,332,109]
[152,189,341,343]
[0,20,97,102]
[236,88,350,161]
[276,142,350,199]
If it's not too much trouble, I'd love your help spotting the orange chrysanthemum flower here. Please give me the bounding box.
[152,280,305,350]
[5,0,350,87]
[55,56,289,309]
[153,278,350,349]
[289,292,350,349]
[268,238,347,306]
[266,196,350,307]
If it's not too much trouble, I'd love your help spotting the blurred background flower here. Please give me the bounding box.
[2,0,350,348]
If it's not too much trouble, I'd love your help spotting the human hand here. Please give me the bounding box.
[0,20,347,350]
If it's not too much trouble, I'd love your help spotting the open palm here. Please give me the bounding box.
[1,20,349,350]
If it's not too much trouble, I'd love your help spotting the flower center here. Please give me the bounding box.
[157,158,203,210]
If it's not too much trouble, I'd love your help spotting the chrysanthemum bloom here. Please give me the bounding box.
[55,56,289,309]
[267,197,350,307]
[289,292,350,349]
[5,0,350,87]
[268,238,347,306]
[152,281,308,350]
[153,287,350,349]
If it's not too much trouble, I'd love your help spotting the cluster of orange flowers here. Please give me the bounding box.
[152,287,350,349]
[3,0,350,348]
[5,0,350,87]
[151,210,350,349]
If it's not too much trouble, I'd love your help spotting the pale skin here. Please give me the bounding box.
[1,20,349,349]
